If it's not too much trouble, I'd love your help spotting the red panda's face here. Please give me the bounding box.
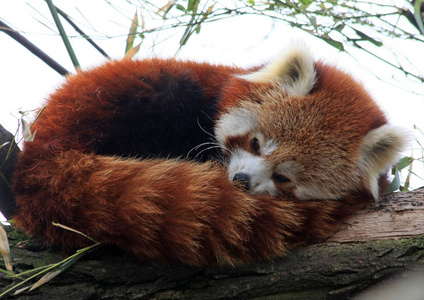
[216,89,365,200]
[216,91,363,200]
[215,46,408,201]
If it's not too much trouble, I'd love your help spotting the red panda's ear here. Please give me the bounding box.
[359,124,411,201]
[240,46,316,97]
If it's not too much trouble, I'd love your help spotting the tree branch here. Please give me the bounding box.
[1,188,423,299]
[0,20,70,76]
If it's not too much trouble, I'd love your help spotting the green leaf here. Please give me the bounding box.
[187,0,200,13]
[176,4,186,13]
[299,0,312,5]
[414,0,424,35]
[334,24,345,32]
[321,36,345,51]
[396,156,413,171]
[353,29,383,47]
[309,16,317,29]
[180,26,191,47]
[195,24,201,34]
[384,167,400,195]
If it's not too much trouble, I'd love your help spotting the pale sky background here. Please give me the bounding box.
[1,0,424,188]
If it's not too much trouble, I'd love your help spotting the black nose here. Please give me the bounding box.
[233,172,251,190]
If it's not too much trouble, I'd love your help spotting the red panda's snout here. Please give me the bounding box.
[227,147,279,196]
[232,172,251,190]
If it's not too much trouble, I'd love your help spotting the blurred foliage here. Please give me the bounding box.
[126,0,424,81]
[2,1,423,81]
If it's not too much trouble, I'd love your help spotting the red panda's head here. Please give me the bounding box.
[215,46,408,201]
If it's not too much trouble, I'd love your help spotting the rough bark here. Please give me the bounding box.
[0,124,19,219]
[0,188,423,299]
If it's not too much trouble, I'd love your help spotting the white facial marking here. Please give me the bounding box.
[228,149,277,196]
[215,107,257,145]
[261,139,278,156]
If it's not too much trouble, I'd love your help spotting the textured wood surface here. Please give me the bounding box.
[329,188,424,242]
[1,189,423,299]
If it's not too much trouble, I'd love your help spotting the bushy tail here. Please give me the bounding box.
[13,150,367,266]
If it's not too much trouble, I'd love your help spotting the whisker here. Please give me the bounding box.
[193,145,223,160]
[218,143,234,156]
[186,141,221,159]
[186,117,234,162]
[197,118,216,140]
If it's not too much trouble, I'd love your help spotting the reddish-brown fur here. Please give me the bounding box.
[13,57,387,266]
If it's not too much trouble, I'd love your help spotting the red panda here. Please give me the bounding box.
[12,46,406,266]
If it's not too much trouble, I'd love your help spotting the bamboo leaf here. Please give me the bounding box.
[334,24,345,32]
[396,156,413,171]
[21,119,37,142]
[384,167,401,194]
[205,3,215,15]
[403,160,413,189]
[187,0,200,13]
[30,251,94,292]
[13,286,31,296]
[414,0,424,35]
[140,9,145,30]
[195,24,201,34]
[299,0,312,6]
[175,4,186,13]
[0,226,12,271]
[157,1,176,18]
[124,43,141,59]
[0,236,99,298]
[353,29,383,47]
[125,10,138,54]
[180,20,194,47]
[179,3,214,47]
[321,35,345,51]
[29,269,63,291]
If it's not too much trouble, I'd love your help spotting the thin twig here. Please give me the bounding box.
[55,6,110,59]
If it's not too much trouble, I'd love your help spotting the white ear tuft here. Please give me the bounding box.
[359,124,412,201]
[240,46,316,97]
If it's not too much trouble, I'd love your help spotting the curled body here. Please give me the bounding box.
[12,46,407,266]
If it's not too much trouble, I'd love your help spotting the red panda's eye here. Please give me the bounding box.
[273,174,291,184]
[251,138,260,155]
